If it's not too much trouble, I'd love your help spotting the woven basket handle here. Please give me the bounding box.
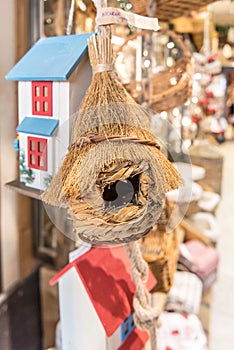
[164,29,191,60]
[118,29,191,60]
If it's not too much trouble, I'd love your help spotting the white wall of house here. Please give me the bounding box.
[18,80,70,180]
[53,57,92,173]
[59,267,107,350]
[106,327,121,350]
[55,81,70,171]
[17,55,92,176]
[18,81,32,122]
[69,53,92,123]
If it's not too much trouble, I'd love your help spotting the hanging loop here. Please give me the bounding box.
[66,0,76,35]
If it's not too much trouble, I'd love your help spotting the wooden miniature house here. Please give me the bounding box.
[50,246,156,350]
[6,33,92,191]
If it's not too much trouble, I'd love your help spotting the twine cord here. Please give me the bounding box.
[147,0,157,18]
[125,241,160,350]
[69,135,161,150]
[92,63,114,74]
[66,0,76,35]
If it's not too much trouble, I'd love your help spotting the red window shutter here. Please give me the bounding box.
[32,82,52,116]
[28,137,47,171]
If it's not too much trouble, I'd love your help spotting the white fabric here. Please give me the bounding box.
[157,311,208,350]
[198,191,221,212]
[179,243,193,262]
[165,271,203,314]
[166,181,203,203]
[174,162,206,181]
[193,52,222,75]
[189,212,219,242]
[193,52,207,65]
[191,164,206,181]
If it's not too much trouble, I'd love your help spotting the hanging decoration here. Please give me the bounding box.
[40,2,182,349]
[41,1,180,246]
[42,33,180,245]
[193,11,221,76]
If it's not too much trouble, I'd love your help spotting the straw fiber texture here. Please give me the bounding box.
[42,33,180,244]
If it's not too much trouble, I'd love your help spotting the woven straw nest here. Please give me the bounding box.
[132,0,218,22]
[42,32,180,245]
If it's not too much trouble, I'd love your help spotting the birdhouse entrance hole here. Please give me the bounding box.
[102,173,141,209]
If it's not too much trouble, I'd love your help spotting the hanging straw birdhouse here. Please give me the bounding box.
[42,30,180,245]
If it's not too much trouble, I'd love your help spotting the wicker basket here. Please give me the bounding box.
[139,224,179,293]
[180,218,212,246]
[149,30,192,112]
[118,30,192,112]
[189,140,223,195]
[132,0,218,22]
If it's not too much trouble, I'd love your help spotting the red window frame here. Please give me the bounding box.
[28,137,47,171]
[32,81,52,116]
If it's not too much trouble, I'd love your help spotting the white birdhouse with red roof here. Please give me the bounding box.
[6,33,92,191]
[50,245,156,350]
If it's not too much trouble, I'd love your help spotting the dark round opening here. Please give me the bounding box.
[102,173,141,209]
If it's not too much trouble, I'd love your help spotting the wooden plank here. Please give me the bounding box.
[180,218,211,246]
[151,291,167,311]
[5,179,42,200]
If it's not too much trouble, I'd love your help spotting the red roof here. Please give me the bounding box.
[50,246,156,337]
[118,327,149,350]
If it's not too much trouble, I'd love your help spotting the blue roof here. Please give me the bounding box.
[17,117,59,137]
[6,33,92,81]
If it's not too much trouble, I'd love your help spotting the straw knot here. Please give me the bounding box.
[133,297,160,331]
[70,135,161,150]
[92,63,114,74]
